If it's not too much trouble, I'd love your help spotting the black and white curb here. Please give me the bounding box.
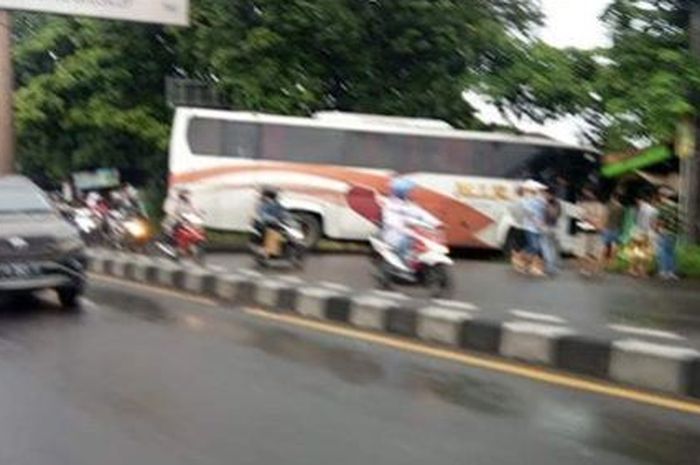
[86,250,700,400]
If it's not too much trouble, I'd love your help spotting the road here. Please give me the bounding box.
[207,252,700,344]
[0,277,698,465]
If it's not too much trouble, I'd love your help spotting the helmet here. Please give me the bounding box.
[261,186,279,200]
[391,178,416,201]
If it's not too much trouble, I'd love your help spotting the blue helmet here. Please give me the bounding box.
[391,178,416,200]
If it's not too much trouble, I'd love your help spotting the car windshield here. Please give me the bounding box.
[0,187,54,214]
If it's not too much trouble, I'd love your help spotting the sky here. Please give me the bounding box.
[469,0,612,145]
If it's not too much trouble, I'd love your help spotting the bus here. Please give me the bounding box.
[167,108,600,252]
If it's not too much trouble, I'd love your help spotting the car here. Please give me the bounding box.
[0,175,86,308]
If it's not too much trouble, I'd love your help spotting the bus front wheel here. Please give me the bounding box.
[292,212,322,249]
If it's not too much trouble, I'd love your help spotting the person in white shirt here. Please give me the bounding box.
[382,178,440,269]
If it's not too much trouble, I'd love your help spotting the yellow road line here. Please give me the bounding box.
[245,308,700,416]
[89,273,217,307]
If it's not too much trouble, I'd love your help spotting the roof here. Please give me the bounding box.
[176,107,601,155]
[0,175,37,188]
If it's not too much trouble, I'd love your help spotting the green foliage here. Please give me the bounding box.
[589,0,700,150]
[13,18,173,182]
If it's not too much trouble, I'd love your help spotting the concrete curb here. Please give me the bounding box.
[86,250,700,400]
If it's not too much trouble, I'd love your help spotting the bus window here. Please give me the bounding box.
[261,124,344,164]
[222,122,259,159]
[188,117,225,155]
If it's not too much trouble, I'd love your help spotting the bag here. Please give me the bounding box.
[264,228,283,256]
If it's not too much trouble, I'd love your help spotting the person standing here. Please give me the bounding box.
[508,185,528,273]
[521,180,547,277]
[577,187,606,277]
[655,187,681,280]
[541,187,562,275]
[603,191,625,266]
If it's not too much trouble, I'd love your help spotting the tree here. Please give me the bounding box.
[174,0,542,128]
[589,0,700,150]
[13,18,174,188]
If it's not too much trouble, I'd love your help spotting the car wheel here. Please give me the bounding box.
[57,287,82,309]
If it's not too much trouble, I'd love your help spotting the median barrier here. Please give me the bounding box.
[87,249,700,400]
[500,321,575,365]
[182,267,216,295]
[609,339,700,394]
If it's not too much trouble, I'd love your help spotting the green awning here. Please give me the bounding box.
[601,146,673,178]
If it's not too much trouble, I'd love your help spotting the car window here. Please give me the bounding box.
[0,187,54,214]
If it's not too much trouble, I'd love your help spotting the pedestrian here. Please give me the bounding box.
[603,191,625,267]
[541,186,562,275]
[508,185,528,273]
[655,187,681,280]
[577,187,606,277]
[629,191,658,277]
[520,179,547,277]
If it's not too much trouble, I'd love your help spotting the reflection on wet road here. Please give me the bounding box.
[0,280,698,465]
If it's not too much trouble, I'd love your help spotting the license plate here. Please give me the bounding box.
[0,263,39,279]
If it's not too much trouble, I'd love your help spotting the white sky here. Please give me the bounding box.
[539,0,611,49]
[469,0,612,145]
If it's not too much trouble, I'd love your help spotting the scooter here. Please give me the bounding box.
[369,222,454,298]
[249,218,306,269]
[71,207,102,245]
[104,208,152,253]
[154,213,207,265]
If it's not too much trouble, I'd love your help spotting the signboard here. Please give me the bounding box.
[72,168,120,191]
[0,1,189,26]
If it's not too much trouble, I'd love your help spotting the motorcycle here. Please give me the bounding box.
[154,213,207,265]
[105,208,153,253]
[71,207,103,245]
[369,222,453,298]
[249,217,306,269]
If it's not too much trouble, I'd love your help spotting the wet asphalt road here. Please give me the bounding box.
[0,278,698,465]
[207,252,700,343]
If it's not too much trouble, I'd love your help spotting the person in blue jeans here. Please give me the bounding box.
[655,187,681,280]
[541,187,562,275]
[520,180,547,276]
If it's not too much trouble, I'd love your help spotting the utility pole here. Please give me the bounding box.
[683,0,700,241]
[0,10,13,175]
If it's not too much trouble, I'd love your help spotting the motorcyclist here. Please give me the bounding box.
[382,178,441,270]
[163,188,199,241]
[256,187,287,226]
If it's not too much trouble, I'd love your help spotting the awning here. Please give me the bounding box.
[601,146,673,178]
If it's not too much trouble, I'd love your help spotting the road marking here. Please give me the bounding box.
[207,265,227,273]
[608,324,686,341]
[245,308,700,416]
[432,299,480,311]
[89,273,218,307]
[510,309,567,325]
[319,281,352,292]
[80,297,100,309]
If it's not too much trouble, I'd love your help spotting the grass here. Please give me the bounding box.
[678,244,700,278]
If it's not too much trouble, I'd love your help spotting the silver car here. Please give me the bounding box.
[0,176,86,307]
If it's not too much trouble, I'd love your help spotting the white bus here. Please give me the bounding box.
[167,108,600,251]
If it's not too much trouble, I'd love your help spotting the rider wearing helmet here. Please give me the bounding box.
[257,187,287,225]
[382,178,441,269]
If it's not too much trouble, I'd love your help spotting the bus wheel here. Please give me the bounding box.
[292,212,322,249]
